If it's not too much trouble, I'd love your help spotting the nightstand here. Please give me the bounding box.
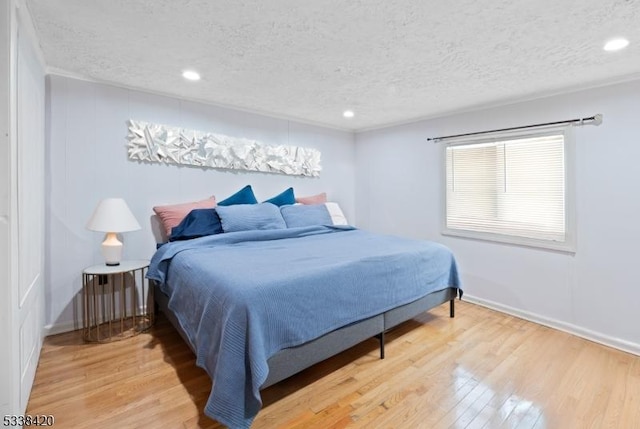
[82,259,154,342]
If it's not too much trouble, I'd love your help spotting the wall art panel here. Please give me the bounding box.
[127,120,321,177]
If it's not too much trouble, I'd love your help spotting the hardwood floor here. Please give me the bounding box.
[27,301,640,428]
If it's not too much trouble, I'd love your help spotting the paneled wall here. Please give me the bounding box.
[356,79,640,354]
[45,75,356,333]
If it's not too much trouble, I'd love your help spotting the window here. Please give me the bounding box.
[444,127,574,251]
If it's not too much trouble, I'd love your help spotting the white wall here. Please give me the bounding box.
[356,79,640,354]
[45,75,356,333]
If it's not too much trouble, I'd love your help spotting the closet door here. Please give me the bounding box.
[0,0,46,415]
[15,12,45,413]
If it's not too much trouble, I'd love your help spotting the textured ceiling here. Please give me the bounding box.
[26,0,640,131]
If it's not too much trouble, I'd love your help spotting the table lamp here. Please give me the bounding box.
[86,198,141,266]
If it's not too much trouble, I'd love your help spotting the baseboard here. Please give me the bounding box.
[463,294,640,357]
[44,320,79,336]
[44,305,152,337]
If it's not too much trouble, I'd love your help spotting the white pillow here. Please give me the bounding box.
[324,202,348,225]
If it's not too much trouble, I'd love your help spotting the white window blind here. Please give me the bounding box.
[445,131,570,248]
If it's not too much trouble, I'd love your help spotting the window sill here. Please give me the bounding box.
[441,228,576,254]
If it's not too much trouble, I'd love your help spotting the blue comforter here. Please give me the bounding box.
[147,226,460,428]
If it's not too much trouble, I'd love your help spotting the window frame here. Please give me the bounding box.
[441,125,576,253]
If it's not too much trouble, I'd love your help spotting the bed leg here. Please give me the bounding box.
[375,331,385,359]
[450,299,455,318]
[151,280,160,315]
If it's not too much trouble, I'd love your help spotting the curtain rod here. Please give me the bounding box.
[428,114,603,143]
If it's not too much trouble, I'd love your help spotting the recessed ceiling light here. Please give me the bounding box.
[182,70,201,81]
[603,38,630,52]
[343,110,354,118]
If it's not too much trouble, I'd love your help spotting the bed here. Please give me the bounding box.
[148,222,461,428]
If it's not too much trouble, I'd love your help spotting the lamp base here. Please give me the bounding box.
[105,262,121,266]
[102,232,123,266]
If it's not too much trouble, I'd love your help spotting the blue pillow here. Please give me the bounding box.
[280,204,332,228]
[169,209,223,241]
[216,203,287,232]
[263,187,295,207]
[217,185,258,206]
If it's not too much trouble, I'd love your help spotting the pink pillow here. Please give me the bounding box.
[295,192,327,205]
[153,197,217,235]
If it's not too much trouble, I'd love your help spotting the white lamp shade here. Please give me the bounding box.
[86,198,141,233]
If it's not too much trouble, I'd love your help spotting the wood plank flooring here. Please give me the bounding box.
[27,301,640,428]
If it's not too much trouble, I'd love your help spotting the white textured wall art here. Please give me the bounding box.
[127,120,322,177]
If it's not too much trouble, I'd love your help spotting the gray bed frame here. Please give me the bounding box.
[150,215,458,388]
[154,282,458,388]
